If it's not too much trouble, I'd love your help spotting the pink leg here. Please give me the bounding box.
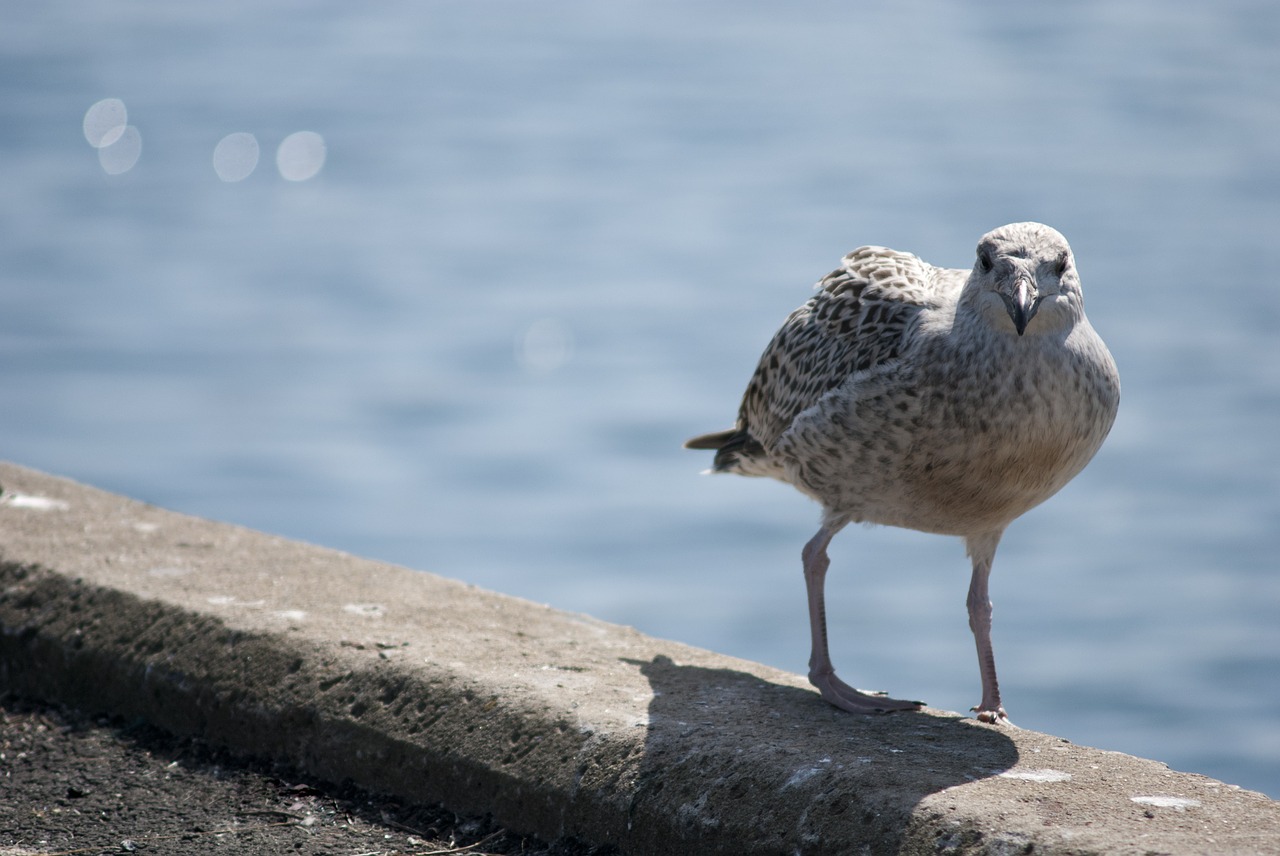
[803,525,923,714]
[965,532,1011,724]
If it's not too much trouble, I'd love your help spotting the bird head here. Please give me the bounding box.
[968,222,1082,337]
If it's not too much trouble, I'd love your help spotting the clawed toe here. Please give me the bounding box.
[811,671,923,715]
[972,705,1013,725]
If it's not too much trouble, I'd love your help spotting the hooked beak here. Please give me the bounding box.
[999,276,1041,336]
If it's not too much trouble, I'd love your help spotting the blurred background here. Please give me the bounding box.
[2,1,1277,797]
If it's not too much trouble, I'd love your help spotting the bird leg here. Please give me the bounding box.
[965,531,1010,724]
[802,525,923,714]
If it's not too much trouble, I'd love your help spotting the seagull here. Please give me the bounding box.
[685,222,1120,723]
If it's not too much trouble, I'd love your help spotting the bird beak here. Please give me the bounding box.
[1000,276,1040,336]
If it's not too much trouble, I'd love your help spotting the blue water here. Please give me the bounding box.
[3,2,1278,798]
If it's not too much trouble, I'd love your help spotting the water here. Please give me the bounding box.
[3,1,1278,798]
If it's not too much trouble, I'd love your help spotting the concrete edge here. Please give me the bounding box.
[1,462,1277,855]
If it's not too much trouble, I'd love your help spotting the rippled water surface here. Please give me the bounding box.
[3,1,1278,798]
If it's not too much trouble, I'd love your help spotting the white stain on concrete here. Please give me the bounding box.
[343,603,385,618]
[783,757,832,789]
[1131,795,1201,810]
[999,769,1072,783]
[206,595,265,608]
[274,610,307,622]
[1,493,70,511]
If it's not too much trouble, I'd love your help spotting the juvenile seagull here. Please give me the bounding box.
[686,222,1119,723]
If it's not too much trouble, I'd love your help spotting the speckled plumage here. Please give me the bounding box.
[686,222,1120,721]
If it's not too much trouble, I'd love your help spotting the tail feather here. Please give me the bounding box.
[683,429,739,450]
[684,428,767,474]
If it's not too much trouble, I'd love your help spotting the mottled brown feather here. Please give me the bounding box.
[688,246,956,475]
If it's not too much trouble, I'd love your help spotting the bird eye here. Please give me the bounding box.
[977,247,994,273]
[1054,252,1070,276]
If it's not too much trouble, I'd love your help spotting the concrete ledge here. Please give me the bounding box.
[1,462,1276,854]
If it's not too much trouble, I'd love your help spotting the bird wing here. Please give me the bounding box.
[691,246,954,474]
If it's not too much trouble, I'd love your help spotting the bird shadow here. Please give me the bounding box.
[619,654,1018,853]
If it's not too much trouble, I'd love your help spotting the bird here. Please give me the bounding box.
[685,222,1119,723]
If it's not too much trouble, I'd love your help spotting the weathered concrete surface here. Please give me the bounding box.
[0,462,1276,855]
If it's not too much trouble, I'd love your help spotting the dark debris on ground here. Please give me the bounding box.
[0,694,618,856]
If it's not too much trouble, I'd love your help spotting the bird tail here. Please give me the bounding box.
[683,428,765,475]
[683,428,739,450]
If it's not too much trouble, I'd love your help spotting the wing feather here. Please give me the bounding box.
[693,246,955,475]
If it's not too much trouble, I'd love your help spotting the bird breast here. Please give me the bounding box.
[781,324,1119,536]
[898,331,1117,534]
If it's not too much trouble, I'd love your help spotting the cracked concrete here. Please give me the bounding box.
[1,461,1277,854]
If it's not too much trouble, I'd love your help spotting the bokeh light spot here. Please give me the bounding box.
[516,318,574,375]
[98,125,142,175]
[212,132,260,182]
[276,131,326,181]
[83,98,127,148]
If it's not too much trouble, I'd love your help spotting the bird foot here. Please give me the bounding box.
[809,670,923,715]
[972,705,1013,725]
